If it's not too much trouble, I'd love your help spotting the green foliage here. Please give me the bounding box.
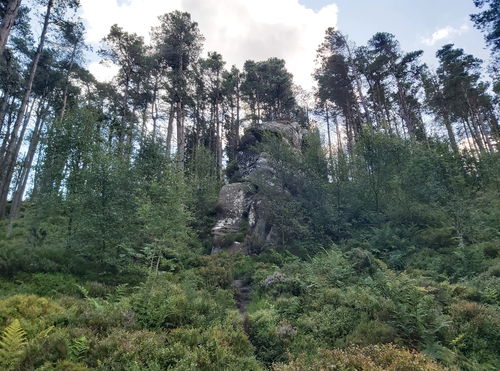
[0,294,63,337]
[0,319,27,369]
[130,274,232,330]
[69,336,88,362]
[135,142,196,273]
[274,344,448,370]
[164,323,262,370]
[185,146,222,252]
[1,3,498,371]
[88,329,167,369]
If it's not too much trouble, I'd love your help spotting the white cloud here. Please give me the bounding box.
[79,0,339,89]
[88,61,120,82]
[421,24,469,46]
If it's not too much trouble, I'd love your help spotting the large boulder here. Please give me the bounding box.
[211,121,304,254]
[212,182,256,253]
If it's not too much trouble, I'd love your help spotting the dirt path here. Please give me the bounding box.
[233,279,251,314]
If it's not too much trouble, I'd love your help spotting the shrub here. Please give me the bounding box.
[63,299,137,334]
[19,327,73,369]
[446,301,500,366]
[88,329,167,369]
[131,276,231,330]
[0,295,64,336]
[346,320,397,346]
[24,273,79,297]
[247,308,288,366]
[38,360,89,370]
[164,324,261,370]
[198,255,235,289]
[274,344,448,370]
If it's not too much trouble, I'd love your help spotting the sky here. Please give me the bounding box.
[80,0,491,90]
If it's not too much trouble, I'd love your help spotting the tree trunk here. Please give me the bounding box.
[0,102,14,159]
[166,102,175,155]
[0,0,53,213]
[444,116,459,154]
[0,92,10,134]
[0,98,38,219]
[176,100,185,165]
[119,74,130,152]
[6,104,47,235]
[215,85,223,178]
[343,36,372,125]
[325,106,334,168]
[235,86,240,143]
[0,0,22,55]
[463,120,478,153]
[151,75,159,141]
[478,110,494,152]
[59,43,78,122]
[140,104,147,143]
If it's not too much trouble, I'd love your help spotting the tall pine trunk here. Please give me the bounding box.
[166,102,175,155]
[0,0,22,55]
[325,106,334,168]
[6,103,47,235]
[0,92,10,135]
[0,0,53,217]
[0,98,37,218]
[343,37,372,125]
[176,100,185,165]
[444,116,459,154]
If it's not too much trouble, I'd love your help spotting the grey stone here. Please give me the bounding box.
[211,121,304,254]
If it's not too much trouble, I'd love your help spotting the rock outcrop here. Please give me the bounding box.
[211,121,305,254]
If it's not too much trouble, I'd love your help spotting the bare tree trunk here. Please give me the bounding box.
[175,58,185,165]
[0,103,14,159]
[176,100,185,165]
[0,0,22,55]
[7,104,47,235]
[0,0,53,214]
[165,102,175,155]
[235,86,240,145]
[344,110,354,155]
[444,116,459,154]
[1,96,35,162]
[465,116,484,153]
[151,75,159,141]
[342,36,372,125]
[463,120,479,154]
[478,110,494,152]
[0,98,38,218]
[119,74,130,153]
[0,92,10,134]
[325,105,334,168]
[487,113,500,151]
[140,104,147,143]
[59,43,78,123]
[215,95,223,178]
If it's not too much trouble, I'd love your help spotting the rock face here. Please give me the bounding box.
[211,121,304,254]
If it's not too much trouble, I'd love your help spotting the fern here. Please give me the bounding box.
[76,284,103,309]
[106,283,129,302]
[69,336,88,362]
[35,326,54,340]
[76,284,90,299]
[0,319,27,367]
